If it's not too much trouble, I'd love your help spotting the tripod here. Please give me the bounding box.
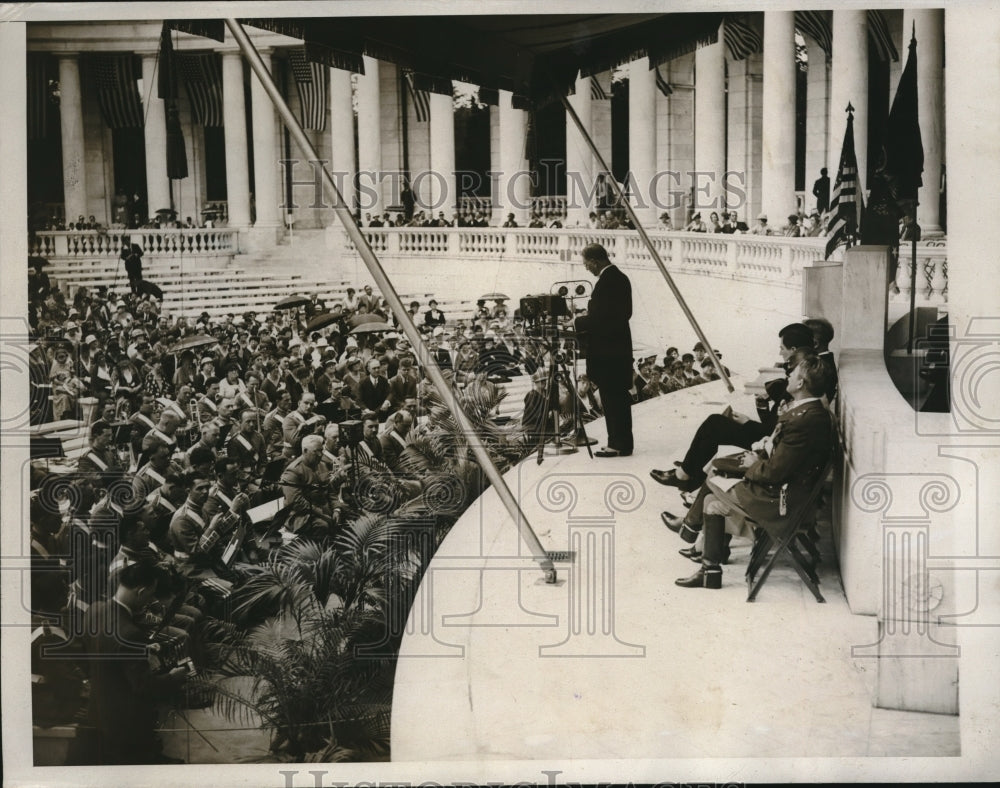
[532,317,595,465]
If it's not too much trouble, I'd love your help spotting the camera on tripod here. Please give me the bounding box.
[519,294,569,324]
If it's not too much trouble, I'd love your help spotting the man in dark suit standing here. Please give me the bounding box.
[359,358,392,419]
[574,243,634,457]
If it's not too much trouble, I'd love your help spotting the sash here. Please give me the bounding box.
[211,487,235,510]
[30,537,50,558]
[201,397,218,413]
[359,441,374,460]
[180,505,206,530]
[84,450,109,471]
[391,431,408,449]
[234,434,256,456]
[149,428,175,446]
[323,449,339,466]
[142,465,166,486]
[133,412,157,430]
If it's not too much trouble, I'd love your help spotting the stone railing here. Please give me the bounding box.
[344,227,949,300]
[30,228,240,259]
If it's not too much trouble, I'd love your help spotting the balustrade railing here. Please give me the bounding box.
[31,228,239,259]
[336,226,948,302]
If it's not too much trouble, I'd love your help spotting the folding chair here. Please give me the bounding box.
[743,456,834,603]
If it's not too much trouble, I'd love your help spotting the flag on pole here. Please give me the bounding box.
[589,75,609,100]
[654,66,673,97]
[288,48,328,131]
[795,10,832,58]
[867,10,899,63]
[825,104,863,260]
[158,23,188,180]
[92,54,144,129]
[178,53,223,127]
[405,72,430,122]
[723,16,763,61]
[882,26,923,203]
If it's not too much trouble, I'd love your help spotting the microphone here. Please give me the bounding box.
[550,280,592,299]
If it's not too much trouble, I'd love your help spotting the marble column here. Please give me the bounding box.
[628,58,657,225]
[57,54,88,224]
[221,52,251,227]
[249,49,280,230]
[694,40,727,213]
[565,72,594,227]
[328,66,356,216]
[429,90,456,217]
[804,40,830,214]
[830,10,869,196]
[139,53,170,219]
[903,8,944,236]
[495,90,529,225]
[356,55,382,216]
[760,11,798,224]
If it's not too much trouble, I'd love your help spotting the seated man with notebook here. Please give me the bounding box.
[664,352,835,589]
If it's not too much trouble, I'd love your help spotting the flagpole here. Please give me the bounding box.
[907,205,918,354]
[560,82,735,392]
[225,19,559,583]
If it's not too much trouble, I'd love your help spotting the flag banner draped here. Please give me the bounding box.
[478,86,499,106]
[654,66,673,97]
[590,75,609,100]
[288,48,328,131]
[27,53,50,140]
[882,29,924,204]
[867,10,899,63]
[825,106,863,260]
[179,53,223,127]
[723,16,763,61]
[405,72,430,122]
[158,23,188,180]
[92,54,144,129]
[795,10,832,58]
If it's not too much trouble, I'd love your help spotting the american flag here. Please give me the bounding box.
[288,48,328,131]
[92,54,144,129]
[589,75,609,100]
[825,106,864,260]
[179,53,223,127]
[654,66,673,97]
[723,16,763,61]
[405,72,430,123]
[867,10,899,63]
[795,10,832,58]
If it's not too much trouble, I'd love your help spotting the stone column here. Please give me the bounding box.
[221,52,251,227]
[140,53,170,219]
[565,72,594,227]
[57,54,87,224]
[356,55,382,216]
[429,90,456,217]
[328,66,356,216]
[830,10,869,195]
[628,58,657,225]
[694,40,727,213]
[760,11,798,224]
[495,90,529,225]
[804,40,830,214]
[249,48,281,234]
[902,8,944,236]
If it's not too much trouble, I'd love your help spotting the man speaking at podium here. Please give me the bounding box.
[575,243,634,457]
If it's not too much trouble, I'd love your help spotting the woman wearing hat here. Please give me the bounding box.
[685,212,707,232]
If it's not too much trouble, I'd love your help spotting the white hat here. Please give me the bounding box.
[433,326,444,337]
[84,334,98,344]
[316,337,329,347]
[345,337,358,348]
[288,337,302,349]
[757,212,768,220]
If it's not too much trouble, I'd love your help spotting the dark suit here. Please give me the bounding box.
[359,375,390,414]
[575,264,633,453]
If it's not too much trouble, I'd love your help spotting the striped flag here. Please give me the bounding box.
[723,16,763,61]
[589,75,609,100]
[405,72,430,123]
[867,10,899,63]
[178,53,223,127]
[27,53,50,140]
[795,10,832,58]
[92,54,144,129]
[825,105,863,260]
[654,66,673,97]
[288,48,328,131]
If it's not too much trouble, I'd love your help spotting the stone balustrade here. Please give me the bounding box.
[343,227,949,304]
[31,228,240,259]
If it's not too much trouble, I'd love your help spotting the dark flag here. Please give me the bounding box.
[882,27,924,205]
[158,23,188,180]
[824,105,863,260]
[654,67,673,97]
